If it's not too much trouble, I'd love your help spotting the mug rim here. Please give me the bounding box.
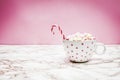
[63,39,96,43]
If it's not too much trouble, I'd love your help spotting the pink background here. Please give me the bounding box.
[0,0,120,45]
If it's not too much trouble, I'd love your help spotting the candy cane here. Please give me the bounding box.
[51,24,66,40]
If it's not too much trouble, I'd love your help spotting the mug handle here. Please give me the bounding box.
[95,42,106,55]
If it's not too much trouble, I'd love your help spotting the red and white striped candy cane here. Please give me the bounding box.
[51,24,66,40]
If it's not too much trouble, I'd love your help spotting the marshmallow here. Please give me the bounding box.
[67,32,95,41]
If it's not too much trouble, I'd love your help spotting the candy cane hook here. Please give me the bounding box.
[51,24,66,40]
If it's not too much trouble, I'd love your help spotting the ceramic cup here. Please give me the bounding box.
[63,40,106,62]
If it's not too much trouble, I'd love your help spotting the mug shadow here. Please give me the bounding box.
[70,60,89,63]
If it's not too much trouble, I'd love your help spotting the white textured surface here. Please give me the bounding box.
[0,45,120,80]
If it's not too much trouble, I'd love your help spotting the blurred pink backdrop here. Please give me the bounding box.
[0,0,120,44]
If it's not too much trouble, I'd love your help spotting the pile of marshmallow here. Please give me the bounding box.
[66,32,95,41]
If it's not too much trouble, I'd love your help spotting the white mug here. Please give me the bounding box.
[63,40,106,62]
